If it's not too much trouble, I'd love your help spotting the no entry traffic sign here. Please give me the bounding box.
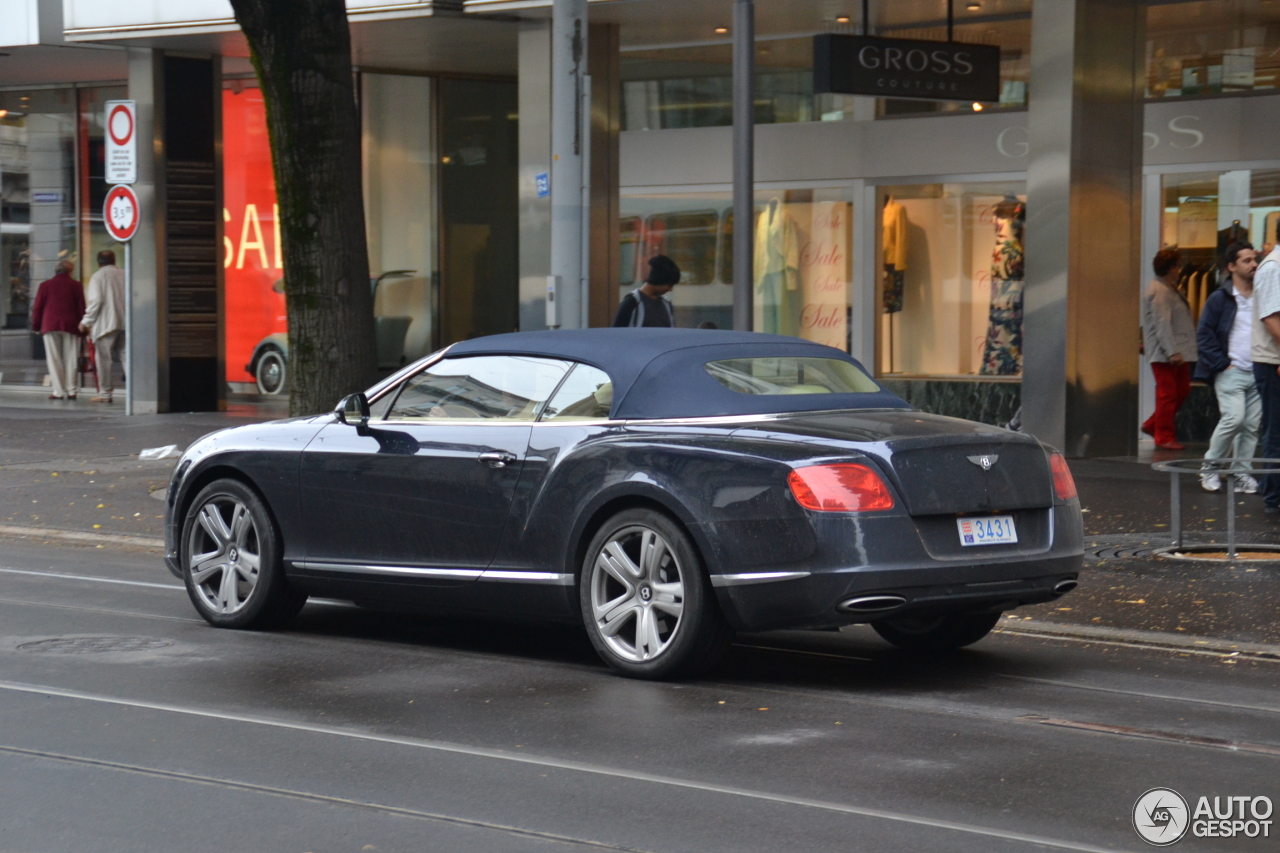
[105,100,137,184]
[104,185,140,242]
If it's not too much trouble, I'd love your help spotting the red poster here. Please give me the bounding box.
[222,86,286,386]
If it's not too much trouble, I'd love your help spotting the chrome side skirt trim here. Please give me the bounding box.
[478,570,574,585]
[293,562,573,585]
[710,571,811,587]
[294,562,482,580]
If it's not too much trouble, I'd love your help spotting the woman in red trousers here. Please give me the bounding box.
[1141,248,1198,450]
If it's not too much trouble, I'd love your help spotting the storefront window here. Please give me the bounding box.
[222,82,286,397]
[619,188,853,349]
[363,73,437,366]
[1,88,77,385]
[878,182,1026,378]
[1147,0,1280,99]
[221,73,441,399]
[1158,169,1280,325]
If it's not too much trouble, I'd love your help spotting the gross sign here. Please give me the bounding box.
[105,100,138,184]
[104,185,140,242]
[813,34,1001,102]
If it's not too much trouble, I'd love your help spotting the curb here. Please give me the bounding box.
[0,524,165,552]
[997,617,1280,660]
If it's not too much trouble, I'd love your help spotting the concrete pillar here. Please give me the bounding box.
[549,0,587,329]
[518,21,552,332]
[127,47,163,415]
[522,18,618,331]
[1022,0,1145,457]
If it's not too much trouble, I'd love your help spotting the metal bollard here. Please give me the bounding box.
[1169,471,1181,549]
[1225,474,1237,559]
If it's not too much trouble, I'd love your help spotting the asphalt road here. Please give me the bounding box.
[0,540,1276,852]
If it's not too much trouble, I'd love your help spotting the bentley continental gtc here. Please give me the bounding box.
[164,329,1082,679]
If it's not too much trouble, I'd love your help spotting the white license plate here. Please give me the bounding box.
[957,515,1018,546]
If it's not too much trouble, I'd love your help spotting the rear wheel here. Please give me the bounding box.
[871,611,1001,652]
[182,478,306,629]
[580,509,731,679]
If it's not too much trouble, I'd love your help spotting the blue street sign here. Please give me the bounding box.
[535,172,550,198]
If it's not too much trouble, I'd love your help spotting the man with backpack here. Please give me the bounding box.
[613,255,680,327]
[1195,242,1260,493]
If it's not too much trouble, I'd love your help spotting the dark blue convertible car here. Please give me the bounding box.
[164,329,1082,678]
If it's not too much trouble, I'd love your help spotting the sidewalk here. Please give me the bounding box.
[0,408,1276,648]
[0,407,276,542]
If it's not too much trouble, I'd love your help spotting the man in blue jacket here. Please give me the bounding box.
[1195,241,1260,492]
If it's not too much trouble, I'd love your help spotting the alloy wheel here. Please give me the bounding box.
[590,525,686,662]
[187,495,262,615]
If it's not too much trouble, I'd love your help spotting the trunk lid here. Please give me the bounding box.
[737,410,1055,515]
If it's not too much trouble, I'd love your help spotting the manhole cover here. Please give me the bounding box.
[18,636,172,654]
[1085,533,1278,563]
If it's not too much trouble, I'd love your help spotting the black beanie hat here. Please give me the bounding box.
[646,254,681,286]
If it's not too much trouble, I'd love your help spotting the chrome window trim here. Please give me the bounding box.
[294,561,573,585]
[710,571,811,587]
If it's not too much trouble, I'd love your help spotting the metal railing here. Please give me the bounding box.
[1151,458,1280,559]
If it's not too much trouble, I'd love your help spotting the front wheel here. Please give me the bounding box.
[871,611,1001,652]
[580,509,731,679]
[255,349,287,396]
[182,478,306,629]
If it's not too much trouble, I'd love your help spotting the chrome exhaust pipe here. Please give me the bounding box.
[838,594,907,614]
[1053,579,1078,595]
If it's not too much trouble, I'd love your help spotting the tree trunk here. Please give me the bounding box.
[229,0,376,416]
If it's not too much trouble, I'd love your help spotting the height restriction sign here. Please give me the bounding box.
[105,100,137,184]
[104,185,140,242]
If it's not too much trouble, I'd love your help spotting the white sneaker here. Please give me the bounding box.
[1236,473,1259,494]
[1200,472,1222,492]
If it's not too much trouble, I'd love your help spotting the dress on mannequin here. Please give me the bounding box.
[754,198,800,335]
[980,197,1025,376]
[882,196,908,314]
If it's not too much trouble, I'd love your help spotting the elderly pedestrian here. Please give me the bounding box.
[80,249,127,403]
[30,259,85,400]
[1141,247,1198,450]
[1251,221,1280,514]
[1195,242,1260,493]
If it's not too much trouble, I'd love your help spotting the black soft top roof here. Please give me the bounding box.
[446,329,909,419]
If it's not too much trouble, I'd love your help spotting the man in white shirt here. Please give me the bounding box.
[1194,242,1259,492]
[1251,223,1280,513]
[79,250,126,403]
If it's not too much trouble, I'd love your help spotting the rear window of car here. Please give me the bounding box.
[704,357,880,395]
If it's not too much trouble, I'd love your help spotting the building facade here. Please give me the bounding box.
[1,0,1277,455]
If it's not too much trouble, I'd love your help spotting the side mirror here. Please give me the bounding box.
[335,392,370,428]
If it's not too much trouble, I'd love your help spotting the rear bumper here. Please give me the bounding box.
[712,552,1082,632]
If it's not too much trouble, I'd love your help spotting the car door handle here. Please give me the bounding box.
[478,451,517,469]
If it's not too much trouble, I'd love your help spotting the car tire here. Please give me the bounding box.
[580,508,731,679]
[871,611,1001,652]
[181,478,306,629]
[255,348,287,396]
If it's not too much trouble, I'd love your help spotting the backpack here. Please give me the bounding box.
[625,288,674,327]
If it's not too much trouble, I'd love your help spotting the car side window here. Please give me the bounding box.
[540,364,613,421]
[385,355,572,421]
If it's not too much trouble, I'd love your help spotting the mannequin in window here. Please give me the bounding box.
[980,196,1025,375]
[882,195,907,314]
[754,198,800,335]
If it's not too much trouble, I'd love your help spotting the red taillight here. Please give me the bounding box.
[788,464,895,512]
[1050,453,1077,500]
